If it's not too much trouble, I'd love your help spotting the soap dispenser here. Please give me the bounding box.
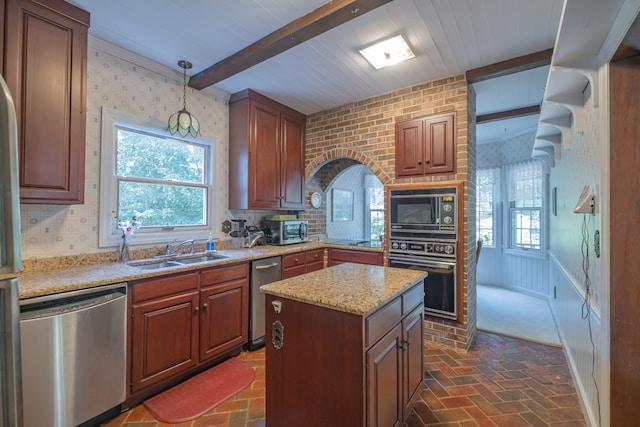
[206,232,215,254]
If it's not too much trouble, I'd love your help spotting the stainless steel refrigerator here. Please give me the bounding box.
[0,73,24,427]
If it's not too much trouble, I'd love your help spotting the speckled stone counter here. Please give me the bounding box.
[260,263,427,316]
[0,241,384,300]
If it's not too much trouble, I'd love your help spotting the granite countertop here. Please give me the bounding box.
[2,241,384,300]
[260,263,426,316]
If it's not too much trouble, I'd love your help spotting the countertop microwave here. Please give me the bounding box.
[262,220,308,245]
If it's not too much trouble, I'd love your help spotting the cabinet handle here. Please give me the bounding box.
[399,339,411,351]
[203,303,208,311]
[294,258,299,263]
[425,159,430,164]
[417,160,422,165]
[194,306,199,314]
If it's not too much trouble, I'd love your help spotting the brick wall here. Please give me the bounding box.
[302,74,477,349]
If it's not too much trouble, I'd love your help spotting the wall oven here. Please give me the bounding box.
[388,184,460,320]
[388,243,457,320]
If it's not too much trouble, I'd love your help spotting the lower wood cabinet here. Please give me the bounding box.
[265,282,424,426]
[129,263,248,395]
[281,248,325,279]
[367,305,424,426]
[328,248,383,267]
[200,264,249,362]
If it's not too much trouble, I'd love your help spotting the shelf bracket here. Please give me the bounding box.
[535,133,562,160]
[533,146,556,167]
[539,116,573,149]
[552,56,599,107]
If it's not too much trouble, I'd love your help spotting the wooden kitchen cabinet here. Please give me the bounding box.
[129,263,249,395]
[281,248,325,279]
[229,89,306,210]
[395,112,455,177]
[3,0,89,204]
[328,248,383,266]
[265,280,424,426]
[130,272,200,393]
[200,263,249,362]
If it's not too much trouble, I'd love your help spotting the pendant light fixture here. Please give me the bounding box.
[168,60,200,138]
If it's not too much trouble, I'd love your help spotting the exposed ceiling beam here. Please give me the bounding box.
[466,48,554,84]
[189,0,393,90]
[476,105,541,124]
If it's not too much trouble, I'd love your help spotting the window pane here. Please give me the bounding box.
[370,210,384,240]
[116,128,205,184]
[119,181,206,226]
[476,168,499,247]
[510,208,541,250]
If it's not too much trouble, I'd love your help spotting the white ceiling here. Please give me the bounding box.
[68,0,564,142]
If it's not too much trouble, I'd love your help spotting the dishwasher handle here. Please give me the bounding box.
[255,262,280,270]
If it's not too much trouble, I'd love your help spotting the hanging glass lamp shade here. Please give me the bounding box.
[168,60,201,138]
[168,109,200,138]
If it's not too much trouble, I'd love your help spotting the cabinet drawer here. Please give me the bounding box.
[201,263,248,287]
[306,249,324,265]
[282,252,306,269]
[402,283,424,315]
[328,249,383,266]
[133,272,199,303]
[366,296,402,348]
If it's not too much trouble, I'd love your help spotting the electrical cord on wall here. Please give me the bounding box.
[581,214,601,426]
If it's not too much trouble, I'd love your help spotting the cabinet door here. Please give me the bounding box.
[249,100,281,209]
[280,112,305,209]
[425,113,455,174]
[4,0,88,204]
[367,323,403,427]
[131,291,199,393]
[395,119,424,178]
[402,306,424,418]
[200,278,249,362]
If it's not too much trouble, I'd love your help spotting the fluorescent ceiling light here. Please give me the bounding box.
[359,35,415,70]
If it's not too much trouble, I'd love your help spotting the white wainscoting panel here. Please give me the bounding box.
[477,247,548,297]
[549,251,604,427]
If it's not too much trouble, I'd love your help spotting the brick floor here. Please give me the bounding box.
[102,331,586,427]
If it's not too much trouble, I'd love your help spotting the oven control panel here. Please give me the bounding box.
[390,240,456,258]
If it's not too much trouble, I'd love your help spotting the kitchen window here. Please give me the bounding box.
[365,175,384,241]
[476,168,500,247]
[506,160,545,253]
[99,109,215,248]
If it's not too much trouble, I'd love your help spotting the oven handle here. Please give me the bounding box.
[389,256,454,270]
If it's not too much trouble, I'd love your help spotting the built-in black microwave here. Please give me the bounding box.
[389,186,457,238]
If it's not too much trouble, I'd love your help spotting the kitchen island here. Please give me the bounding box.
[260,263,427,427]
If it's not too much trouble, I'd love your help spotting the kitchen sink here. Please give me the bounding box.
[176,254,228,264]
[129,253,228,269]
[132,261,184,270]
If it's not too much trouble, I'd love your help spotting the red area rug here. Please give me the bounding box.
[143,357,255,423]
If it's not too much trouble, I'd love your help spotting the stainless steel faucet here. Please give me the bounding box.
[165,239,195,256]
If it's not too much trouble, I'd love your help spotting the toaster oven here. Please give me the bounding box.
[263,220,308,245]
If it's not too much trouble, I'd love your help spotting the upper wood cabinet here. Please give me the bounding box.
[229,89,306,210]
[395,112,455,178]
[3,0,89,204]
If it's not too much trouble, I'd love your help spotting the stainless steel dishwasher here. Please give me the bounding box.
[249,256,281,350]
[19,283,127,427]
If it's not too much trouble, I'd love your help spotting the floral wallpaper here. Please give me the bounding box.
[19,44,229,259]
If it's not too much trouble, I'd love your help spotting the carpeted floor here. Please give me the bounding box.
[477,283,561,347]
